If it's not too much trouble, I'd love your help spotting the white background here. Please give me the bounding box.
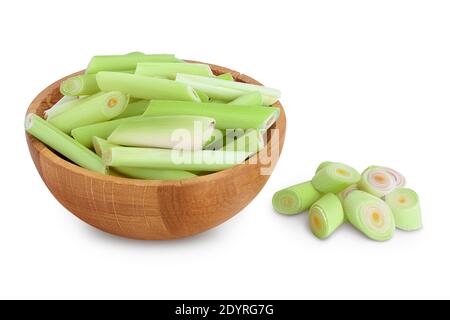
[1,0,449,299]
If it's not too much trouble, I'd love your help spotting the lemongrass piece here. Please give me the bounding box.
[216,73,234,81]
[359,166,398,198]
[344,190,395,241]
[113,100,150,119]
[60,74,99,96]
[368,165,406,188]
[210,99,228,104]
[229,92,263,106]
[196,90,210,102]
[108,116,216,151]
[315,161,337,174]
[92,137,196,180]
[219,129,265,156]
[337,184,358,203]
[143,100,280,130]
[176,73,281,105]
[102,147,249,171]
[272,181,322,215]
[309,194,345,239]
[25,114,106,174]
[203,129,227,150]
[312,163,361,194]
[44,95,78,120]
[86,53,181,74]
[385,188,422,231]
[96,72,200,102]
[135,62,213,79]
[48,91,129,134]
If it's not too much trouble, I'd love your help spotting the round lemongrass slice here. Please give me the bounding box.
[359,167,398,198]
[344,190,395,241]
[369,166,406,188]
[315,161,336,174]
[309,193,345,239]
[312,163,361,194]
[272,181,322,215]
[385,188,422,231]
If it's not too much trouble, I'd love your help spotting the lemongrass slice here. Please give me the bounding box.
[312,163,361,194]
[102,147,249,171]
[358,166,398,198]
[344,190,395,241]
[337,184,358,203]
[309,193,345,239]
[107,116,216,151]
[272,181,322,215]
[219,129,265,157]
[195,90,210,102]
[92,137,196,180]
[60,74,99,96]
[229,92,263,106]
[315,161,336,174]
[25,114,106,174]
[385,188,422,231]
[48,91,129,134]
[176,73,281,105]
[369,166,406,188]
[44,95,78,120]
[143,100,280,130]
[216,73,234,81]
[96,72,200,102]
[86,53,181,74]
[112,100,150,119]
[135,62,213,79]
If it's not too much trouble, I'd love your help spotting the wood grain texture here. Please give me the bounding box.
[25,62,287,240]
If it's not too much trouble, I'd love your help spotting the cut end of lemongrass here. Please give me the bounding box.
[273,190,300,215]
[60,77,82,96]
[359,166,398,198]
[312,162,361,194]
[263,109,280,129]
[315,161,336,174]
[385,188,422,231]
[24,113,34,131]
[272,181,322,215]
[370,165,406,188]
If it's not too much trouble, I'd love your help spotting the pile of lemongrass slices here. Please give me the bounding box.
[25,53,282,180]
[272,162,422,241]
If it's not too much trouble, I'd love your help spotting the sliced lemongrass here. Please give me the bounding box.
[195,90,210,102]
[203,129,227,150]
[229,92,263,106]
[344,190,395,241]
[113,100,150,119]
[216,73,234,81]
[369,165,406,188]
[60,74,99,96]
[176,73,281,105]
[48,91,129,134]
[96,72,200,102]
[272,181,322,215]
[25,114,106,174]
[44,95,78,120]
[359,166,398,198]
[385,188,422,231]
[315,161,336,174]
[309,193,345,239]
[102,147,249,171]
[143,100,280,130]
[337,184,358,203]
[86,53,180,74]
[312,163,361,194]
[135,62,213,79]
[210,99,228,104]
[108,116,216,151]
[92,137,196,181]
[219,129,265,157]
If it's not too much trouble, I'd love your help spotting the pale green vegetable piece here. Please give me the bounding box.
[312,163,361,194]
[272,181,322,215]
[113,100,150,119]
[344,190,395,241]
[195,90,210,102]
[60,74,99,96]
[385,188,422,231]
[203,129,227,150]
[315,161,337,174]
[108,116,216,151]
[176,73,281,105]
[25,114,107,174]
[358,166,401,198]
[44,95,78,120]
[309,193,345,239]
[96,72,201,102]
[367,165,406,188]
[219,129,265,157]
[135,62,213,79]
[229,92,263,106]
[143,100,280,130]
[216,73,234,81]
[48,91,129,134]
[86,53,181,74]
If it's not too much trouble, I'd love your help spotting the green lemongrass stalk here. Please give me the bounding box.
[229,92,263,106]
[108,116,216,151]
[196,90,210,102]
[385,188,422,231]
[93,137,196,180]
[272,181,322,215]
[135,62,213,79]
[309,193,345,239]
[312,163,361,194]
[219,129,265,157]
[315,161,337,174]
[25,114,107,174]
[86,53,181,74]
[113,100,150,119]
[60,74,99,96]
[216,73,234,81]
[344,190,395,241]
[96,72,201,102]
[44,95,78,120]
[102,146,249,171]
[358,166,399,198]
[143,100,280,130]
[203,129,227,150]
[176,73,281,105]
[48,91,129,134]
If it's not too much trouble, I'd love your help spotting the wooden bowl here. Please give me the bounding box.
[25,62,286,240]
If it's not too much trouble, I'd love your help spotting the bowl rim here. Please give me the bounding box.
[25,60,286,187]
